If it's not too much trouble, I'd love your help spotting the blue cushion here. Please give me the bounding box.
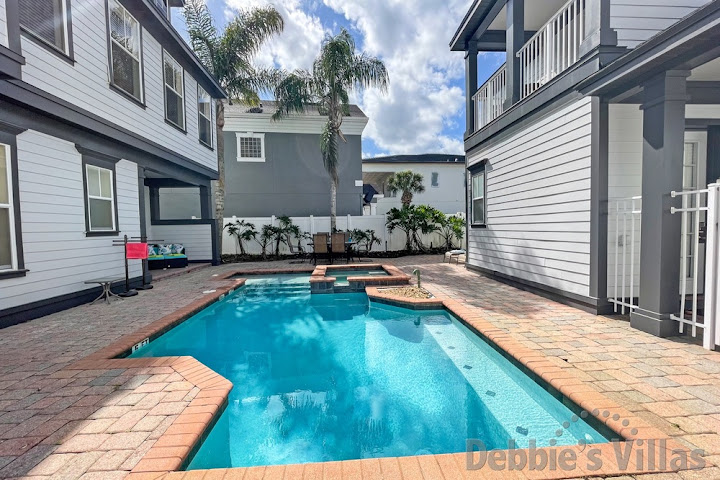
[164,254,187,259]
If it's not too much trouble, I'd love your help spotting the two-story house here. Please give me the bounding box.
[362,154,466,215]
[452,0,720,339]
[0,0,226,326]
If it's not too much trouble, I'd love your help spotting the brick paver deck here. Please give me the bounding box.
[0,256,718,479]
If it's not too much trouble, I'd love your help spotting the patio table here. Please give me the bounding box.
[84,278,124,305]
[307,240,357,262]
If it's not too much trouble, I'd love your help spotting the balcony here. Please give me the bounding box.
[470,0,587,132]
[473,64,507,131]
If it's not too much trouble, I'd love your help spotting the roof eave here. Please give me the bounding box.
[449,0,504,51]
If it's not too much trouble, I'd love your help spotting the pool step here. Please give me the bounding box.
[239,282,311,299]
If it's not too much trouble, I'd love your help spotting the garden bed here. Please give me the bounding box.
[379,286,433,299]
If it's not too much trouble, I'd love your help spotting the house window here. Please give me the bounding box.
[108,0,143,102]
[237,133,265,162]
[431,172,439,187]
[197,86,212,148]
[0,144,18,271]
[471,167,486,226]
[85,164,117,233]
[19,0,70,54]
[163,51,185,130]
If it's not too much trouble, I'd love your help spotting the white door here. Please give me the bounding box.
[681,132,708,293]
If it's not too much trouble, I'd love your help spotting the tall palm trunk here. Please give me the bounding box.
[214,101,225,259]
[330,179,337,232]
[401,191,412,208]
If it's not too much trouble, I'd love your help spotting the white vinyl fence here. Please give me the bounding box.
[222,214,465,256]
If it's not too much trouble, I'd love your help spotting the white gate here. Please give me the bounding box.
[608,197,642,314]
[671,184,720,350]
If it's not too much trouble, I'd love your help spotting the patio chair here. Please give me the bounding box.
[287,234,306,263]
[331,233,347,264]
[312,233,329,265]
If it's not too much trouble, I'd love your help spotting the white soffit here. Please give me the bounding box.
[223,114,368,136]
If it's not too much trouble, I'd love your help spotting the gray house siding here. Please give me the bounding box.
[223,131,363,217]
[466,97,594,299]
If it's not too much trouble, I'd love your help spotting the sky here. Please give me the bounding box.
[176,0,504,158]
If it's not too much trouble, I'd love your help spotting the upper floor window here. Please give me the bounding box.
[19,0,70,55]
[108,0,143,103]
[85,164,117,233]
[0,143,18,272]
[237,133,265,162]
[470,166,486,226]
[163,51,185,130]
[197,86,212,148]
[431,172,439,188]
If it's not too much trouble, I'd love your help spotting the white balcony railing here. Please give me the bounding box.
[473,63,507,131]
[517,0,586,99]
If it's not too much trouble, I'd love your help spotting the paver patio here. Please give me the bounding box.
[0,255,718,479]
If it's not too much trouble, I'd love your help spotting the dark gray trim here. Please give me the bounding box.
[19,0,75,63]
[80,150,121,237]
[150,219,214,226]
[0,121,27,274]
[474,29,537,51]
[0,275,144,328]
[5,0,21,53]
[148,186,160,222]
[450,0,507,51]
[0,45,24,79]
[0,269,28,279]
[105,0,147,108]
[468,160,487,227]
[708,126,720,185]
[466,263,614,315]
[0,80,218,182]
[465,44,478,136]
[162,49,187,134]
[589,97,609,309]
[144,178,196,188]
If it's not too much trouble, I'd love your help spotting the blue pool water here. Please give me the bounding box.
[130,275,609,469]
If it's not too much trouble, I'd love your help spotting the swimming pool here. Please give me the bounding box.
[130,276,609,469]
[330,269,390,286]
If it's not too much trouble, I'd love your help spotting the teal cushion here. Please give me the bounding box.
[164,254,187,259]
[148,255,164,260]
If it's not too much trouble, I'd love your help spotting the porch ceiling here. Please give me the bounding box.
[690,57,720,81]
[487,0,570,31]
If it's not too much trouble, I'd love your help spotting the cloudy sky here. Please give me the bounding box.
[179,0,504,158]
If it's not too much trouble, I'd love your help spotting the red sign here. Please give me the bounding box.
[126,242,148,260]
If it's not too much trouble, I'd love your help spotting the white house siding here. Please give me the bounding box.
[607,104,643,298]
[0,130,141,310]
[466,97,593,297]
[363,163,466,215]
[0,0,7,48]
[151,224,212,261]
[610,0,712,48]
[19,0,217,171]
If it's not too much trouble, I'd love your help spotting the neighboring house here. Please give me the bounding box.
[0,0,225,326]
[362,154,466,215]
[220,101,368,217]
[452,0,720,337]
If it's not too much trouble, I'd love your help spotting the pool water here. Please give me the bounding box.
[130,277,608,469]
[330,269,389,286]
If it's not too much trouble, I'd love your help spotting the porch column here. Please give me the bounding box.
[579,0,618,58]
[505,0,524,109]
[148,186,161,222]
[630,71,690,337]
[707,126,720,184]
[200,184,220,266]
[465,42,478,136]
[137,168,151,284]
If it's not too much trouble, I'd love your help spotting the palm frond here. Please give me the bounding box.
[271,71,315,120]
[349,54,389,92]
[221,7,284,62]
[183,0,218,74]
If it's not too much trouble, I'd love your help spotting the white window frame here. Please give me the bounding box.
[471,168,486,226]
[163,50,185,130]
[85,164,117,232]
[0,143,18,272]
[197,85,213,148]
[108,0,143,103]
[19,0,71,55]
[236,133,265,162]
[431,171,439,188]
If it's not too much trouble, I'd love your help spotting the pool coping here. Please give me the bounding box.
[68,272,694,479]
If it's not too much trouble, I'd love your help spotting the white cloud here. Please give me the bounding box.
[323,0,472,155]
[224,0,329,71]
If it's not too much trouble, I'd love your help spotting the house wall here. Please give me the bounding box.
[151,224,213,261]
[19,0,217,171]
[466,97,593,298]
[362,163,466,215]
[610,0,712,48]
[0,0,7,48]
[0,130,141,312]
[222,131,364,217]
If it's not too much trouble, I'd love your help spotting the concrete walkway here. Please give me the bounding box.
[0,256,718,479]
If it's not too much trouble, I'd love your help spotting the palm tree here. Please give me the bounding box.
[387,170,425,208]
[270,29,388,231]
[183,0,283,255]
